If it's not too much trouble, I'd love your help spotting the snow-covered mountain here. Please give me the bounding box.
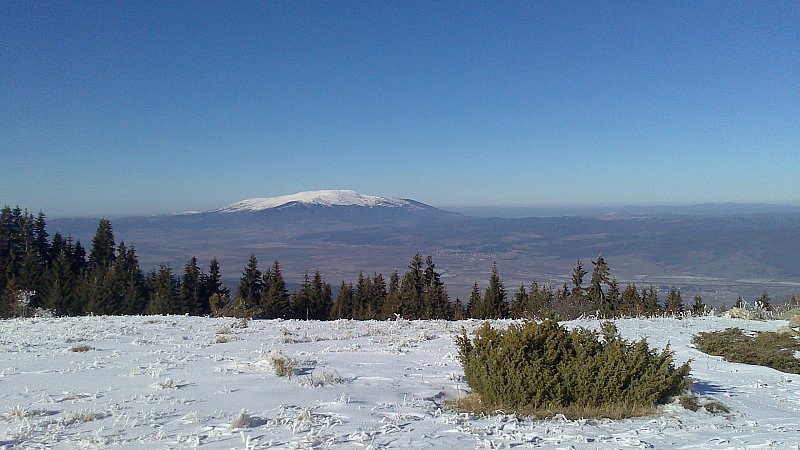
[214,190,434,213]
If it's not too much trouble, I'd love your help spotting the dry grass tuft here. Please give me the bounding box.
[270,353,299,378]
[70,344,93,352]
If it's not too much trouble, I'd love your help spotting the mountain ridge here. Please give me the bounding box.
[214,189,428,213]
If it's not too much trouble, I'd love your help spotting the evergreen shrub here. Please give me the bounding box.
[455,319,691,418]
[693,327,800,374]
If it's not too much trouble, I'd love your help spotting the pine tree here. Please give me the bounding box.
[32,211,49,274]
[201,257,227,315]
[665,287,683,314]
[642,286,660,315]
[380,271,402,319]
[117,244,146,315]
[309,269,332,320]
[88,219,116,268]
[50,232,65,262]
[261,259,289,319]
[330,281,353,319]
[368,273,387,319]
[180,257,202,315]
[620,284,641,316]
[291,272,313,320]
[146,264,178,315]
[510,284,528,318]
[422,256,449,319]
[42,250,75,315]
[571,260,587,299]
[529,282,553,318]
[483,262,508,319]
[352,272,371,320]
[400,254,425,319]
[756,291,771,311]
[71,240,87,275]
[466,282,482,318]
[452,297,465,320]
[588,255,610,305]
[691,295,706,315]
[236,255,261,312]
[605,278,620,317]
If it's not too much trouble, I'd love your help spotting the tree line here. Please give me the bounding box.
[1,205,787,320]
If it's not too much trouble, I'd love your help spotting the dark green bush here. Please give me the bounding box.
[455,320,691,418]
[693,328,800,374]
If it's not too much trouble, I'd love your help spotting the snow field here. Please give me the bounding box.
[1,316,799,448]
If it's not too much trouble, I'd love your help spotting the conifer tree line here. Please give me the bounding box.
[1,205,788,320]
[0,206,226,318]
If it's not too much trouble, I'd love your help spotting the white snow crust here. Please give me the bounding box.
[216,190,411,212]
[1,316,799,448]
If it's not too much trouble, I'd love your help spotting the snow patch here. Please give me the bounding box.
[215,190,412,212]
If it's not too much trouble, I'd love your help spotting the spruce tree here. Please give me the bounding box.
[201,257,227,315]
[42,250,75,315]
[291,272,313,320]
[236,255,261,312]
[620,284,641,316]
[368,273,387,319]
[510,284,528,318]
[756,291,771,311]
[380,271,402,319]
[400,254,425,319]
[261,259,290,319]
[571,260,587,299]
[71,240,87,275]
[691,295,706,315]
[180,257,202,315]
[32,211,49,274]
[452,297,466,320]
[529,282,553,318]
[466,282,482,318]
[309,269,332,320]
[642,286,660,314]
[146,264,178,315]
[483,262,508,319]
[330,281,353,319]
[88,219,116,268]
[352,272,371,320]
[665,287,683,314]
[588,255,610,305]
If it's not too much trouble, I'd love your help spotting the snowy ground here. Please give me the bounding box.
[1,315,799,449]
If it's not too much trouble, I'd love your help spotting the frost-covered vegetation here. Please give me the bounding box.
[693,327,800,374]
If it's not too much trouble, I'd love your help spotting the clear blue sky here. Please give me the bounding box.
[2,1,798,217]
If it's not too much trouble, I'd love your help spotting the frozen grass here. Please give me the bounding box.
[269,351,300,378]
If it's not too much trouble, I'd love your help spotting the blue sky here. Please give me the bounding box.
[2,1,798,217]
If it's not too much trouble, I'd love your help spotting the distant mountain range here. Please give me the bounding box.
[49,190,800,306]
[445,203,800,218]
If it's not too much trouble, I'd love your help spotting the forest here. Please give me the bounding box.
[1,205,786,320]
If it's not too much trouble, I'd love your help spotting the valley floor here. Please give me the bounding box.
[1,315,799,449]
